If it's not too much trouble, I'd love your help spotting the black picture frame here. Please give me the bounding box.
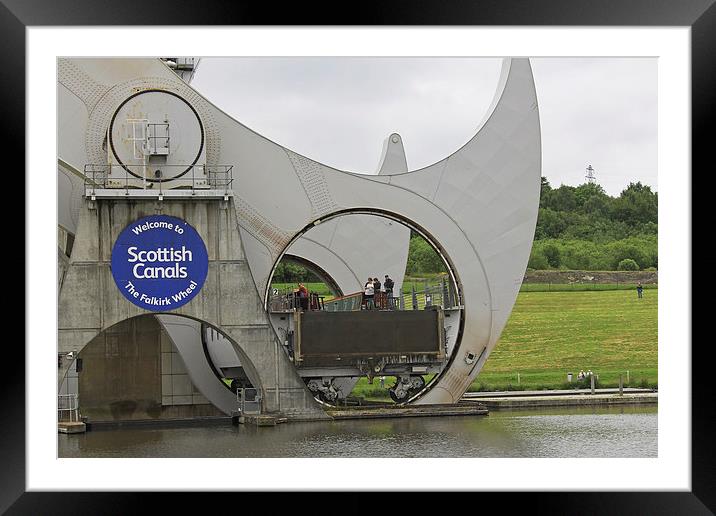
[9,0,707,512]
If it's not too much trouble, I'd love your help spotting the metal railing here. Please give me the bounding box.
[162,57,196,71]
[236,388,262,415]
[269,289,326,312]
[323,291,363,312]
[396,277,459,311]
[324,291,398,311]
[269,278,459,313]
[58,394,80,422]
[84,164,234,197]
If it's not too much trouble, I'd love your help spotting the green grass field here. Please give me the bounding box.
[473,288,657,391]
[519,282,657,293]
[350,288,657,398]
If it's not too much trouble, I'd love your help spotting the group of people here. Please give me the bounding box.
[363,274,394,310]
[577,369,593,380]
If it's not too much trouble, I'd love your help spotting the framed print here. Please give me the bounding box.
[9,0,710,512]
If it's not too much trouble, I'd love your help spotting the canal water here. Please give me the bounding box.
[59,405,656,458]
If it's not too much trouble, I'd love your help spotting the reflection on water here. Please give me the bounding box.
[59,405,657,458]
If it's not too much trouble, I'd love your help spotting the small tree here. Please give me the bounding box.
[528,249,549,270]
[617,258,639,271]
[543,243,562,268]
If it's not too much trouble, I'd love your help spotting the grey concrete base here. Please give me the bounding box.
[236,414,287,426]
[86,416,232,431]
[58,422,86,434]
[465,392,658,409]
[326,403,489,420]
[58,198,328,421]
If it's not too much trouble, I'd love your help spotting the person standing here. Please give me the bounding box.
[364,277,375,309]
[637,283,644,299]
[373,276,382,309]
[384,274,394,307]
[297,282,309,311]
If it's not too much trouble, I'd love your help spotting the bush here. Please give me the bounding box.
[607,238,654,269]
[508,235,657,271]
[543,243,562,268]
[644,266,657,272]
[528,248,549,270]
[406,237,447,275]
[272,261,320,282]
[617,258,639,271]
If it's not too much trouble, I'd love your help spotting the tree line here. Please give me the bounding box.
[272,261,321,283]
[527,179,657,271]
[274,177,658,280]
[408,178,658,274]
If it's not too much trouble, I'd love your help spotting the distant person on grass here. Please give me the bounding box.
[637,283,644,299]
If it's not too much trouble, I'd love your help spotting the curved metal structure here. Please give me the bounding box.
[58,56,540,410]
[283,132,411,297]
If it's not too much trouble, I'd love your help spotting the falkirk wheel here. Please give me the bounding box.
[57,57,540,421]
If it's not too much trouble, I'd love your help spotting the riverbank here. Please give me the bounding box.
[463,388,657,410]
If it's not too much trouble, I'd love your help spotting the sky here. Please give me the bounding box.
[192,57,657,197]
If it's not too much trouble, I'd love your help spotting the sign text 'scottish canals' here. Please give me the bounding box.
[110,215,208,311]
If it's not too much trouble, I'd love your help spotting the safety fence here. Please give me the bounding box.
[270,278,459,313]
[323,291,363,312]
[84,164,234,196]
[58,394,80,422]
[395,278,459,311]
[236,388,262,415]
[269,290,325,312]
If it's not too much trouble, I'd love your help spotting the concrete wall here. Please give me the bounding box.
[76,315,223,421]
[58,197,327,420]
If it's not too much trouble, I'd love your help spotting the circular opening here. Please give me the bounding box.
[109,89,205,182]
[266,209,464,405]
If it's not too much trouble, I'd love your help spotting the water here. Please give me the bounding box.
[58,405,657,458]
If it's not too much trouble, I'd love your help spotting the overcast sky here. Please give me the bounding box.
[192,57,657,197]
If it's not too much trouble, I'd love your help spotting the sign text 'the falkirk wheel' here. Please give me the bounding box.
[111,215,209,311]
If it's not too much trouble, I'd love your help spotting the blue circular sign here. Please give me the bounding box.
[111,215,209,311]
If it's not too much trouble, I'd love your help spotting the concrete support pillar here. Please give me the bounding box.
[58,198,327,420]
